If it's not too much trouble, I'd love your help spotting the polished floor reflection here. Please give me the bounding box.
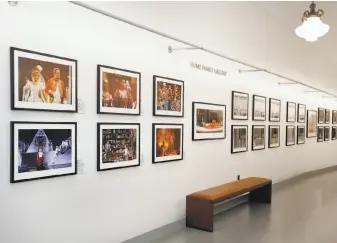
[125,168,337,243]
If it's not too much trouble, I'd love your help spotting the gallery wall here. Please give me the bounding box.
[0,2,337,243]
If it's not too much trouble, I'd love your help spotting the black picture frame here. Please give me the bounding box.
[325,109,330,124]
[268,125,280,148]
[332,110,337,124]
[286,125,296,146]
[252,125,265,151]
[307,110,317,138]
[318,108,324,124]
[10,121,77,183]
[97,65,141,115]
[317,126,324,142]
[297,104,306,123]
[252,95,266,121]
[97,123,140,171]
[324,126,330,141]
[10,47,78,113]
[153,76,184,117]
[231,91,249,120]
[231,125,248,153]
[286,102,296,122]
[297,126,305,145]
[332,126,337,140]
[192,102,226,141]
[152,123,184,163]
[269,98,281,122]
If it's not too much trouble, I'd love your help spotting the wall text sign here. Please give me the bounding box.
[190,61,227,76]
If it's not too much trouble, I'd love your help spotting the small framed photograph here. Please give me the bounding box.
[153,124,183,163]
[332,126,337,140]
[318,108,324,124]
[268,125,280,148]
[286,102,296,122]
[252,125,265,151]
[97,123,140,171]
[297,126,305,145]
[307,110,317,138]
[269,98,281,122]
[325,109,330,124]
[252,95,266,121]
[324,126,330,141]
[192,102,226,141]
[153,76,184,117]
[297,104,306,123]
[10,47,77,112]
[97,65,141,115]
[231,125,248,153]
[232,91,249,120]
[286,125,296,146]
[11,122,77,183]
[332,110,337,124]
[317,126,324,142]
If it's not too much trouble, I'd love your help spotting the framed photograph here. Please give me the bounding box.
[252,95,266,121]
[10,122,77,183]
[307,110,317,138]
[269,98,281,122]
[318,108,324,124]
[332,126,337,140]
[192,102,226,141]
[332,110,337,124]
[152,124,183,163]
[252,125,265,151]
[153,76,184,117]
[286,102,296,122]
[97,123,140,171]
[324,126,330,141]
[297,104,306,123]
[325,109,330,124]
[97,65,141,115]
[231,91,249,120]
[317,126,324,142]
[10,47,77,112]
[268,125,280,148]
[231,125,248,153]
[286,125,296,146]
[297,126,305,144]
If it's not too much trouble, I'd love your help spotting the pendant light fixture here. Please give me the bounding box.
[295,1,330,42]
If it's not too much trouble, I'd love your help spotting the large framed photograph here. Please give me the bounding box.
[97,123,140,171]
[10,122,77,183]
[252,125,265,151]
[192,102,226,141]
[153,124,183,163]
[332,110,337,124]
[231,91,249,120]
[268,125,280,148]
[297,104,306,123]
[10,47,77,112]
[307,110,317,138]
[332,126,337,140]
[297,126,305,144]
[153,76,184,117]
[252,95,266,121]
[324,126,330,141]
[231,125,248,153]
[286,102,296,122]
[97,65,141,115]
[325,109,330,124]
[317,126,324,142]
[286,125,296,146]
[318,108,324,124]
[269,98,281,122]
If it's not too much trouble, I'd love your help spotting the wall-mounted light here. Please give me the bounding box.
[8,1,18,6]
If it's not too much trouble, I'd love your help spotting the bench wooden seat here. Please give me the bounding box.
[186,177,272,232]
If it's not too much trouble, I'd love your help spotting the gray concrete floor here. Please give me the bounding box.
[125,168,337,243]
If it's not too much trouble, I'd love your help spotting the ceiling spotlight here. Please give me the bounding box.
[295,1,329,42]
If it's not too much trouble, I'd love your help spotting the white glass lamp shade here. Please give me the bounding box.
[295,17,330,42]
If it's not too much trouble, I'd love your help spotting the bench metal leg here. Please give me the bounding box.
[186,196,213,232]
[249,183,272,204]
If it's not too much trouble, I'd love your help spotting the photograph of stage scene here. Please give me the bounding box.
[156,128,181,157]
[196,108,224,133]
[156,81,182,112]
[17,129,72,172]
[102,129,137,163]
[101,72,137,109]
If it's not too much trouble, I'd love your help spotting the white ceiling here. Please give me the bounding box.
[80,1,337,95]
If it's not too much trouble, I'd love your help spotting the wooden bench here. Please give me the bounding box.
[186,177,272,232]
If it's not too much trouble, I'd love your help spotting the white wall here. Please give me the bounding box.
[0,2,336,243]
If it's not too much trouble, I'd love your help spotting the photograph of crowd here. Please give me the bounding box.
[232,91,249,120]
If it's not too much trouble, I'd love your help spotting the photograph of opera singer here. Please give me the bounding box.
[196,109,224,133]
[18,129,72,172]
[156,128,181,157]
